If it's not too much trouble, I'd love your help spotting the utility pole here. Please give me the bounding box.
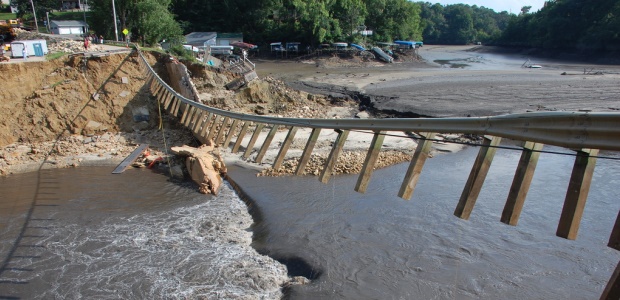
[29,0,39,32]
[82,0,88,34]
[112,0,119,41]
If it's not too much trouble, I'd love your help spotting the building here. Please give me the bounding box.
[184,32,217,47]
[1,0,18,13]
[49,20,88,35]
[215,33,243,46]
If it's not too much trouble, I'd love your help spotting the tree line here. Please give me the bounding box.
[8,0,619,52]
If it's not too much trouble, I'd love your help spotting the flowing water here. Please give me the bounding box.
[228,146,620,299]
[0,167,286,299]
[2,146,617,299]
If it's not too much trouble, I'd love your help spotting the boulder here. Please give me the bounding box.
[171,142,227,195]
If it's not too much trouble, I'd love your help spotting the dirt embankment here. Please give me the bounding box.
[0,52,199,175]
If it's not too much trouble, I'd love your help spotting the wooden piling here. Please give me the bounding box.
[243,123,265,159]
[215,117,231,145]
[355,131,386,193]
[398,132,436,200]
[454,136,502,220]
[233,122,251,153]
[556,149,599,240]
[319,130,349,184]
[501,142,544,226]
[296,128,322,176]
[255,125,279,164]
[273,127,298,169]
[600,260,620,300]
[608,210,620,251]
[223,119,241,149]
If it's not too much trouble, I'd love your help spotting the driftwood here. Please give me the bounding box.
[171,141,227,195]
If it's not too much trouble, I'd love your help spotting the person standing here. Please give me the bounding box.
[22,47,27,61]
[100,35,104,44]
[84,37,89,51]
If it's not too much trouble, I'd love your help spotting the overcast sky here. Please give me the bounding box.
[433,0,546,14]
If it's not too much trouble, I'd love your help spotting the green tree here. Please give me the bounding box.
[89,0,182,46]
[443,4,474,44]
[10,0,58,25]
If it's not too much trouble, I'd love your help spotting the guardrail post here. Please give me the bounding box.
[273,127,298,169]
[192,111,206,134]
[296,128,322,176]
[608,210,620,251]
[183,106,196,127]
[398,132,436,200]
[355,131,386,193]
[168,95,179,116]
[256,125,279,164]
[189,107,202,129]
[199,112,213,137]
[600,260,620,300]
[556,149,599,240]
[501,142,544,226]
[320,129,349,184]
[207,115,222,142]
[233,122,251,153]
[243,123,265,159]
[179,103,191,123]
[223,119,241,149]
[454,136,502,220]
[215,117,231,145]
[162,92,173,110]
[171,97,181,116]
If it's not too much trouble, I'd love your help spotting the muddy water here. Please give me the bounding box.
[0,148,618,299]
[0,167,286,299]
[228,146,620,299]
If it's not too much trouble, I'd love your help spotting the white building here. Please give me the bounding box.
[49,20,88,35]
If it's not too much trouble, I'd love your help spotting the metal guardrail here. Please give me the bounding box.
[135,47,620,299]
[137,50,620,151]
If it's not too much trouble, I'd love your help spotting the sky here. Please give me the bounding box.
[433,0,546,14]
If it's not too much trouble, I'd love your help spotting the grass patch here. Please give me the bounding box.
[50,80,64,88]
[141,47,165,54]
[46,52,67,61]
[0,12,17,20]
[48,11,91,21]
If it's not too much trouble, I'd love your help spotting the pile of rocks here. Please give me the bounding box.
[12,28,103,53]
[257,150,411,177]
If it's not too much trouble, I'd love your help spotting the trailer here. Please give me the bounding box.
[10,39,48,58]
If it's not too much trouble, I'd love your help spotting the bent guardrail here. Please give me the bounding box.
[135,47,620,299]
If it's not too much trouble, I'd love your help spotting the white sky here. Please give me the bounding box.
[433,0,546,14]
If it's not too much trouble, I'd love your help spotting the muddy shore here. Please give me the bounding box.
[258,45,620,118]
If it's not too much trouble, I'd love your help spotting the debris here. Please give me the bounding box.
[171,141,227,195]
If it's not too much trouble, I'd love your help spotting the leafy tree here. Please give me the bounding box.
[10,0,58,24]
[89,0,183,46]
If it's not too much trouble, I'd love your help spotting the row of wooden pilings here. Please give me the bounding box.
[137,50,620,299]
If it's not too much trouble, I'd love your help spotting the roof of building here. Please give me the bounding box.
[217,33,243,39]
[50,20,87,27]
[185,32,217,45]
